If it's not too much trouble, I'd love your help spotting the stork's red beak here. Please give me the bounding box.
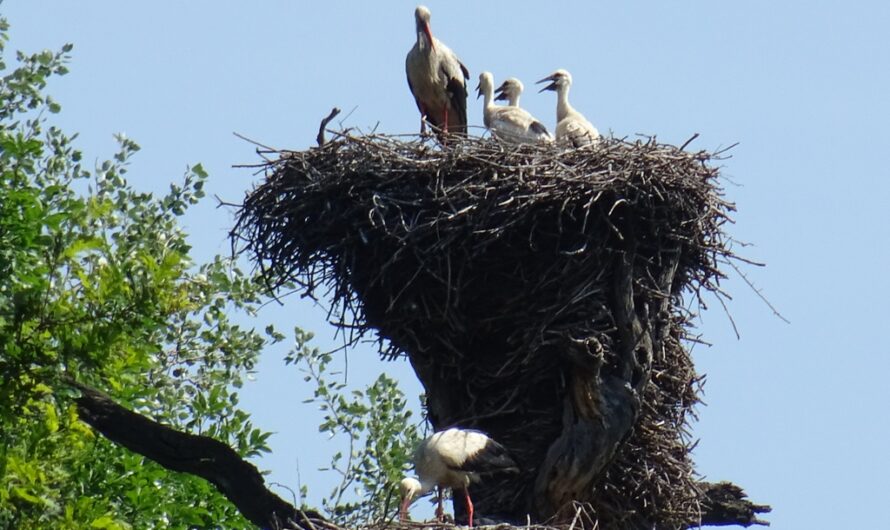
[423,22,435,51]
[399,495,411,522]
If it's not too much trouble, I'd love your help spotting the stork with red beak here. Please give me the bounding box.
[537,69,600,147]
[399,428,518,527]
[406,5,469,139]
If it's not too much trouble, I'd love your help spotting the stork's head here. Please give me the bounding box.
[399,477,423,521]
[414,6,435,51]
[537,69,573,93]
[495,77,524,103]
[475,71,494,99]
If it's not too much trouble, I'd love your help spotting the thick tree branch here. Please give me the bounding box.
[71,381,328,530]
[697,482,771,527]
[533,243,671,520]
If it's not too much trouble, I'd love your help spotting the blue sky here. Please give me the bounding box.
[5,1,890,527]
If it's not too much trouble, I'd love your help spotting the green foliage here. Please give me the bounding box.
[0,19,279,529]
[286,330,423,527]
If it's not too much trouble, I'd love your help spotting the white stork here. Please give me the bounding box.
[537,69,601,147]
[494,77,524,107]
[406,5,469,139]
[399,427,518,527]
[477,72,552,144]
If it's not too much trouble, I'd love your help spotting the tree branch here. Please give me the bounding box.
[316,107,341,147]
[533,244,662,518]
[71,381,329,530]
[697,481,771,527]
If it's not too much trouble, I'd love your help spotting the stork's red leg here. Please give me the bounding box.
[463,488,474,527]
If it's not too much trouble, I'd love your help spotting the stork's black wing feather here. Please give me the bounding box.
[529,120,550,137]
[444,76,468,135]
[458,60,470,82]
[450,433,518,474]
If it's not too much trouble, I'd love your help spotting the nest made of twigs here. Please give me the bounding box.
[232,133,736,529]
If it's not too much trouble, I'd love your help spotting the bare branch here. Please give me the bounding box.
[316,107,341,147]
[698,482,772,527]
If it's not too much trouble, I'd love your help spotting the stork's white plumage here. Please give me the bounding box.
[399,427,518,527]
[406,5,469,139]
[494,77,523,107]
[477,72,552,145]
[537,69,600,147]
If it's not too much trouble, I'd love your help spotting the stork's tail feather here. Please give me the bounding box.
[460,438,519,474]
[529,120,550,138]
[446,77,468,136]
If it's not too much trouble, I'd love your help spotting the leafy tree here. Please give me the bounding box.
[0,19,427,529]
[0,19,277,529]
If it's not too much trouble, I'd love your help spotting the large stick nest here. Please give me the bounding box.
[232,133,739,529]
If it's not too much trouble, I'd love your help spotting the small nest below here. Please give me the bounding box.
[232,133,737,529]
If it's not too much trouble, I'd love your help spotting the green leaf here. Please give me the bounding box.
[11,487,42,504]
[90,515,119,529]
[191,163,208,179]
[62,236,104,258]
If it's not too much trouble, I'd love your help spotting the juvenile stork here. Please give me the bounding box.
[477,72,552,144]
[406,5,469,139]
[537,69,601,146]
[399,427,518,527]
[494,77,524,107]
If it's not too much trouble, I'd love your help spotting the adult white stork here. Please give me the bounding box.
[494,77,524,107]
[406,5,469,139]
[477,72,552,144]
[399,427,518,527]
[537,69,601,147]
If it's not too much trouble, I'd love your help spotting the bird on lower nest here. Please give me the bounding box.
[399,427,519,527]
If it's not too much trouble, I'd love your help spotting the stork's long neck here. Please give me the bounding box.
[511,92,521,107]
[556,84,573,122]
[482,84,493,108]
[417,33,432,53]
[417,476,436,495]
[482,83,495,128]
[417,20,436,54]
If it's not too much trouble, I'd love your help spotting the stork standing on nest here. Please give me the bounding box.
[406,5,469,139]
[537,69,601,146]
[400,427,518,527]
[477,72,552,144]
[494,77,524,107]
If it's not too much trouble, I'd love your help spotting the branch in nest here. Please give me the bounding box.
[317,107,342,147]
[697,481,772,527]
